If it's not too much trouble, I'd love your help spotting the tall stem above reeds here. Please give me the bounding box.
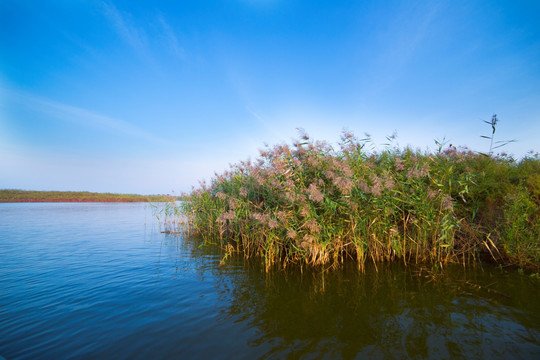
[480,114,516,156]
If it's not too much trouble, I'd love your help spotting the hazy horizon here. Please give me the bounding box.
[2,0,539,194]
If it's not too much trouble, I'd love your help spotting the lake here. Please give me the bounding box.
[1,203,539,359]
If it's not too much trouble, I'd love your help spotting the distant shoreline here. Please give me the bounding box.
[0,189,175,203]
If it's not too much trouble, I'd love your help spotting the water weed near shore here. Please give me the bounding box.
[168,129,539,271]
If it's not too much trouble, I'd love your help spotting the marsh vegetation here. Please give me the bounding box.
[160,126,539,271]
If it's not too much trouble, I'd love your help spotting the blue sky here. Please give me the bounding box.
[1,0,539,194]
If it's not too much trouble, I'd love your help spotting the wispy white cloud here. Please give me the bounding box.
[99,1,153,62]
[0,82,12,147]
[245,106,288,140]
[390,4,441,66]
[369,2,444,94]
[7,89,170,146]
[99,3,189,68]
[157,15,186,60]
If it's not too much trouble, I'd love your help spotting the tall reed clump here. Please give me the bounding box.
[174,125,539,271]
[179,129,540,271]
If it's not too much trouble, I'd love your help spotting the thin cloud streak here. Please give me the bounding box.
[99,1,153,63]
[392,3,441,67]
[246,107,287,140]
[157,15,186,60]
[7,89,171,146]
[370,2,443,95]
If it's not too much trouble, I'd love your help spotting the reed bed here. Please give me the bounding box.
[169,130,539,271]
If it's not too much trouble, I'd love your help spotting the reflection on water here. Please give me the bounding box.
[222,260,540,359]
[0,203,539,359]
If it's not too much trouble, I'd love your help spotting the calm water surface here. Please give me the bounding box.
[1,203,539,359]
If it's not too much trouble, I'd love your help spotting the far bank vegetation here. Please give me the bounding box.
[0,189,174,203]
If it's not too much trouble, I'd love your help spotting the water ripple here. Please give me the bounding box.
[1,203,539,359]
